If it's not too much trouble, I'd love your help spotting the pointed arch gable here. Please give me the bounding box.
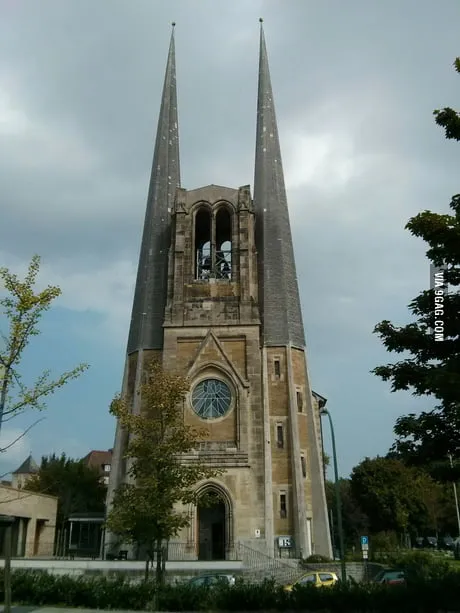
[213,199,236,214]
[187,330,249,389]
[195,479,234,508]
[192,200,213,214]
[194,479,234,550]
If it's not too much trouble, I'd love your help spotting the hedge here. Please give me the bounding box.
[1,568,460,611]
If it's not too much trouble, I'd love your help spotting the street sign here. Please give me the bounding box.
[362,550,369,559]
[361,543,369,551]
[360,536,368,547]
[278,536,292,548]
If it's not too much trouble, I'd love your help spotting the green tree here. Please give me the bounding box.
[0,255,88,446]
[25,453,106,548]
[372,58,460,469]
[106,360,223,584]
[325,478,369,550]
[350,457,441,541]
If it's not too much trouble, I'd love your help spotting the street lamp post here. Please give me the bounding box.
[320,407,347,583]
[448,454,460,536]
[0,515,15,613]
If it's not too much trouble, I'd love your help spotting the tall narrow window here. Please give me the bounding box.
[301,455,307,478]
[195,208,212,280]
[296,390,303,412]
[215,208,232,279]
[280,493,287,518]
[276,423,284,449]
[274,358,281,379]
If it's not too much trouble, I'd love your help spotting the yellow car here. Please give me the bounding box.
[284,571,339,591]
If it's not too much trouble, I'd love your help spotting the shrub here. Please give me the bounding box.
[0,571,156,610]
[370,531,401,561]
[211,578,287,611]
[388,550,450,582]
[157,583,212,612]
[302,553,331,564]
[2,568,460,611]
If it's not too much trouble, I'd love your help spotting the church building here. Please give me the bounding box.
[106,21,332,560]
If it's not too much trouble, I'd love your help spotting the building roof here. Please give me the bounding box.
[82,449,112,472]
[312,391,328,407]
[127,23,181,354]
[12,454,39,475]
[253,21,306,348]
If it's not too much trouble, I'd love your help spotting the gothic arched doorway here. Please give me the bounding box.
[197,490,227,560]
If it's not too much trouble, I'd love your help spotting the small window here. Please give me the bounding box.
[280,493,287,518]
[296,390,303,412]
[301,455,307,478]
[276,424,284,449]
[299,574,316,584]
[274,359,281,379]
[215,208,232,279]
[319,573,334,582]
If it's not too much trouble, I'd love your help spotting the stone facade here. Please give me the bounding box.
[108,184,330,559]
[106,24,332,562]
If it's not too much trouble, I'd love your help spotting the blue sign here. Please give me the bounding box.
[361,536,368,546]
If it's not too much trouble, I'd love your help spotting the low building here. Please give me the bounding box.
[0,483,57,557]
[11,454,39,489]
[63,449,113,558]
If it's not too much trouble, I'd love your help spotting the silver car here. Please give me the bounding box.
[188,574,236,587]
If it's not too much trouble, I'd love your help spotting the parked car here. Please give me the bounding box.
[440,536,454,550]
[284,571,338,591]
[187,574,235,588]
[426,536,438,549]
[415,536,445,550]
[372,569,405,585]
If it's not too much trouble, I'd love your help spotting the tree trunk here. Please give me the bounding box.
[151,540,160,612]
[155,539,163,585]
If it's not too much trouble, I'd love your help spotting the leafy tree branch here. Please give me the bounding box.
[0,255,89,449]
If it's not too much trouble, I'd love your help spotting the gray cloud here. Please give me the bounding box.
[1,0,459,474]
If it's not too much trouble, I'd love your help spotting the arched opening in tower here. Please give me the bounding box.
[195,208,211,280]
[197,490,226,560]
[215,208,232,279]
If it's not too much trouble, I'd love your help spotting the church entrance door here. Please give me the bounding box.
[197,493,226,560]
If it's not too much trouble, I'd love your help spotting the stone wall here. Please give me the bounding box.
[301,561,383,582]
[0,484,57,557]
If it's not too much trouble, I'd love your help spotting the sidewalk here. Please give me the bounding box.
[0,608,156,613]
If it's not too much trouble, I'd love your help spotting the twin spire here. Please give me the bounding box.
[254,20,305,348]
[127,20,305,354]
[127,23,180,354]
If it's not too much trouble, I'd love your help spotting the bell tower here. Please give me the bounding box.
[106,21,332,561]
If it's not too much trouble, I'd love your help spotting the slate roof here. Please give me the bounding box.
[253,22,306,348]
[12,454,39,475]
[127,22,306,351]
[82,449,112,474]
[127,24,181,354]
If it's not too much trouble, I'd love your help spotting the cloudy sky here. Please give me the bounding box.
[0,0,458,478]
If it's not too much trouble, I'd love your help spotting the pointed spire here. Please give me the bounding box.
[12,454,39,475]
[254,21,305,347]
[127,24,180,353]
